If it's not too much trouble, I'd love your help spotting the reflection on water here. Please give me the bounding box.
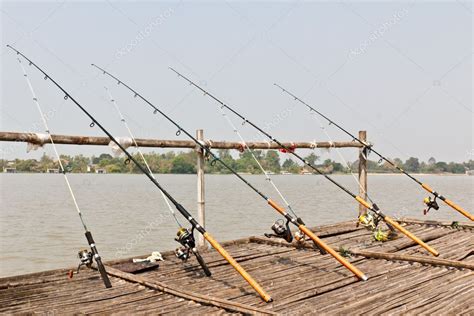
[0,173,472,277]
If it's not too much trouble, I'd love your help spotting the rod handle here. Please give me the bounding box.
[85,231,112,288]
[267,199,286,215]
[383,217,439,257]
[95,256,112,288]
[203,232,272,302]
[442,199,474,221]
[355,196,372,209]
[298,225,368,281]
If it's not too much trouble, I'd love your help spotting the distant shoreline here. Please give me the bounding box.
[1,172,471,176]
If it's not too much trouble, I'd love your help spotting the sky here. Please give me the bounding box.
[0,0,472,164]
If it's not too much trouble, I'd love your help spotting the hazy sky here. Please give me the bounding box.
[1,0,472,163]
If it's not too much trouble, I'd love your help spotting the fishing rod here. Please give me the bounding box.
[218,88,393,242]
[274,84,474,222]
[7,46,271,303]
[92,64,369,282]
[104,87,210,276]
[11,55,112,288]
[169,68,440,257]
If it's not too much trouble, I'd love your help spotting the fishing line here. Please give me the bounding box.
[14,56,112,288]
[7,46,271,302]
[216,103,300,218]
[308,104,375,205]
[92,63,369,282]
[169,67,440,257]
[275,84,473,222]
[105,87,182,227]
[17,57,87,230]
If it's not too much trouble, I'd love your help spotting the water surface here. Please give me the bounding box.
[0,173,472,277]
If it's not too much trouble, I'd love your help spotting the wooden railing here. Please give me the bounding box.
[0,130,368,246]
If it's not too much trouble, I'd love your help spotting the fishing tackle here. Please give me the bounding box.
[77,249,93,273]
[358,213,380,231]
[170,69,440,257]
[264,219,293,243]
[9,48,111,288]
[423,197,439,215]
[93,64,368,282]
[274,84,473,222]
[175,227,211,276]
[7,47,271,303]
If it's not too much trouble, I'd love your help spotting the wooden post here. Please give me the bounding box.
[196,129,206,247]
[358,130,368,217]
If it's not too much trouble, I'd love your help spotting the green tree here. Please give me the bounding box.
[404,157,420,172]
[263,150,281,173]
[39,154,55,171]
[435,161,448,172]
[16,159,38,172]
[171,155,195,174]
[282,158,300,173]
[304,153,319,166]
[236,150,263,174]
[447,162,465,174]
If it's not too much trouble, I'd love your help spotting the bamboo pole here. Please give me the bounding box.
[196,129,206,247]
[0,131,363,149]
[358,130,368,217]
[103,266,276,315]
[349,250,474,270]
[248,236,474,270]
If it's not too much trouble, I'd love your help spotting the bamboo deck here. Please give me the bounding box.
[1,218,473,315]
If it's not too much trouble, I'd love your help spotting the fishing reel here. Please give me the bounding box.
[358,213,395,242]
[264,219,293,243]
[175,227,195,261]
[423,196,439,215]
[358,212,380,231]
[174,227,211,277]
[76,249,93,273]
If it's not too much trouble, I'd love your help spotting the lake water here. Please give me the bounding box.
[0,173,472,277]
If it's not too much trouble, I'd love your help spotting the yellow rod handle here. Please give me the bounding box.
[443,199,474,221]
[203,232,272,302]
[355,196,372,209]
[355,196,439,256]
[267,199,286,215]
[298,225,368,281]
[422,183,473,221]
[384,216,439,257]
[421,183,434,193]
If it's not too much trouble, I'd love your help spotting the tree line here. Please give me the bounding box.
[1,150,473,175]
